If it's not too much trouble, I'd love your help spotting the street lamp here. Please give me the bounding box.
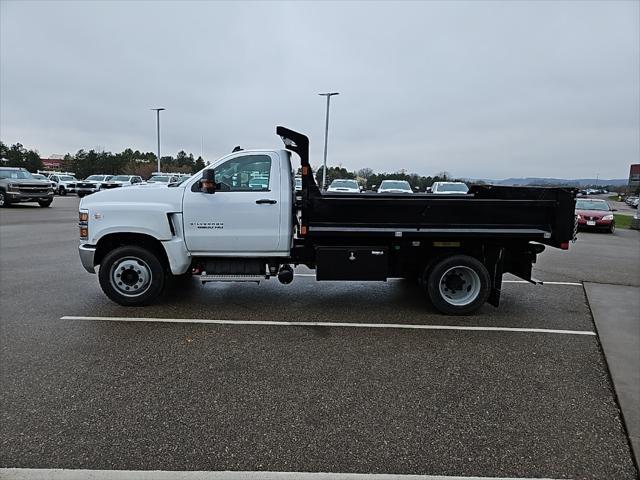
[318,92,339,190]
[151,108,165,173]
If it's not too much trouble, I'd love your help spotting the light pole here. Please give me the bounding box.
[151,108,165,173]
[319,92,339,190]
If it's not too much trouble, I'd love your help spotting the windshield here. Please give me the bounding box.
[32,174,47,180]
[149,176,170,182]
[436,183,468,192]
[380,180,411,190]
[59,175,76,181]
[168,176,189,187]
[111,176,131,182]
[330,180,359,189]
[0,169,33,179]
[576,200,610,211]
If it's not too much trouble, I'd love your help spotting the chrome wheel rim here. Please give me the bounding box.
[438,266,481,306]
[109,256,152,297]
[0,192,4,206]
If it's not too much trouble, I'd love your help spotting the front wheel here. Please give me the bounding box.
[58,186,67,196]
[98,246,165,306]
[0,190,10,208]
[425,255,491,315]
[38,199,53,207]
[608,223,615,234]
[77,192,85,198]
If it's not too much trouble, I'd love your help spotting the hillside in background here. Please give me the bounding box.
[470,177,627,187]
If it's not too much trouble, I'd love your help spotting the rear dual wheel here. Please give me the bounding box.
[425,255,491,315]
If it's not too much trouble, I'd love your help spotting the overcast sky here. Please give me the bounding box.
[1,1,638,179]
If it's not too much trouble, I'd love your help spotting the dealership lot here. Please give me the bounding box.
[1,197,638,479]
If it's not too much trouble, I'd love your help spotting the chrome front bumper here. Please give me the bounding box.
[79,244,96,273]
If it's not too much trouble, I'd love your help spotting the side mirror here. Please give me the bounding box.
[199,169,216,193]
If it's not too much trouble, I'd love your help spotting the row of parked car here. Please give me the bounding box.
[319,178,470,194]
[0,167,195,208]
[624,195,639,209]
[34,171,192,197]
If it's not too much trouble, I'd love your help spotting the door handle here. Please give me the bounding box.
[256,199,277,204]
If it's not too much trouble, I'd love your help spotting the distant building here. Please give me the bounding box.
[629,164,640,193]
[40,154,67,169]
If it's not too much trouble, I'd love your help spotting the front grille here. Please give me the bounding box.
[100,184,120,189]
[18,186,49,194]
[77,183,96,188]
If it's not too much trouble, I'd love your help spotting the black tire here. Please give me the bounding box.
[98,245,165,306]
[608,222,615,234]
[0,190,10,208]
[58,186,67,196]
[425,254,491,315]
[38,199,53,207]
[77,192,85,198]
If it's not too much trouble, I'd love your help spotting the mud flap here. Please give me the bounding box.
[485,246,504,307]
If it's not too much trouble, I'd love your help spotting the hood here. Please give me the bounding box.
[80,182,185,210]
[4,179,51,187]
[576,209,611,217]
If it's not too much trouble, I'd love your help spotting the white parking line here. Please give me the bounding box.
[293,274,582,286]
[0,468,570,480]
[61,316,595,336]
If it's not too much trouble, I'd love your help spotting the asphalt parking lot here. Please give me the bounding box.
[1,196,639,479]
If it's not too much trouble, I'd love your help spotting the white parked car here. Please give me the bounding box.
[75,175,116,197]
[48,174,78,195]
[110,175,144,187]
[147,174,181,184]
[431,182,469,194]
[327,179,360,193]
[378,180,413,194]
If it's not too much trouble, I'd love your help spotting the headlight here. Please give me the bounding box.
[602,214,614,221]
[576,214,582,220]
[79,209,89,240]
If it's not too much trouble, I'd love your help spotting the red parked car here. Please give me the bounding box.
[575,198,616,233]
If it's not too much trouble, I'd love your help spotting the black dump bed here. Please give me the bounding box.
[277,126,577,249]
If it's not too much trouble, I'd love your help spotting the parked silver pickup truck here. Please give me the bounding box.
[0,167,54,207]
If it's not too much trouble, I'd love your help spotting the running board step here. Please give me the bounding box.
[200,273,266,284]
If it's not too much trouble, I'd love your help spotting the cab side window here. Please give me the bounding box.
[214,155,271,192]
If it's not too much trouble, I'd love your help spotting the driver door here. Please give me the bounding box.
[182,152,281,254]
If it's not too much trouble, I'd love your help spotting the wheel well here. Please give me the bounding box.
[94,233,170,270]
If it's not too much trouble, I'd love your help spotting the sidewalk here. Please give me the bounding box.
[585,282,640,470]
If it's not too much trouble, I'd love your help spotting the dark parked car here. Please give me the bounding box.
[575,198,616,233]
